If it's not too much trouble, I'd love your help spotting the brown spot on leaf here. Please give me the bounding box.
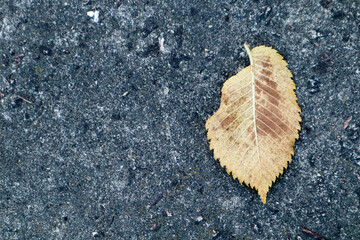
[224,94,247,107]
[234,140,241,148]
[255,86,261,95]
[261,60,272,69]
[259,75,277,89]
[257,81,281,106]
[212,126,218,132]
[236,97,246,105]
[256,119,278,139]
[257,105,290,134]
[261,68,272,77]
[257,127,266,137]
[247,125,253,133]
[257,98,265,105]
[223,94,230,105]
[267,95,279,106]
[257,81,280,99]
[256,106,285,140]
[268,105,282,118]
[249,131,256,143]
[221,113,236,129]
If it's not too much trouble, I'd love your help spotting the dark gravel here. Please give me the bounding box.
[1,0,359,239]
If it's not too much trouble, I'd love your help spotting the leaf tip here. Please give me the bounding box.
[259,189,268,204]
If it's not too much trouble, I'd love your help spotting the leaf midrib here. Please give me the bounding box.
[245,44,261,174]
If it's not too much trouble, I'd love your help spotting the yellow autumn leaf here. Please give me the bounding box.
[206,44,301,204]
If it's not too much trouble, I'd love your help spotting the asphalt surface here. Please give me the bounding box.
[0,0,359,239]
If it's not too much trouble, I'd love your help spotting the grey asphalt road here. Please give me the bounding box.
[1,0,359,239]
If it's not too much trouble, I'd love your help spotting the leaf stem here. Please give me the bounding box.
[244,44,253,66]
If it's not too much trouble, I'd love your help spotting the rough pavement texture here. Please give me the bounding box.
[1,0,359,239]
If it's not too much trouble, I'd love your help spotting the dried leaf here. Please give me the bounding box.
[301,227,327,240]
[206,44,301,204]
[343,116,352,130]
